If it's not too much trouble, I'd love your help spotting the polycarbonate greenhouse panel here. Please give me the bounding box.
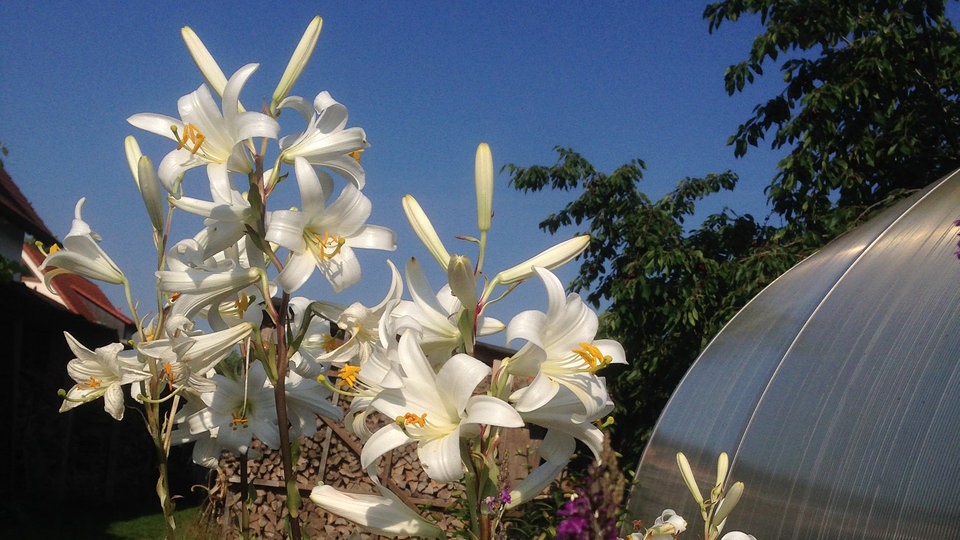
[626,169,960,539]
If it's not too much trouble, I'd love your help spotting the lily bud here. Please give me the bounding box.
[180,26,229,98]
[494,234,590,284]
[402,195,451,269]
[712,481,744,526]
[136,155,165,234]
[716,451,730,492]
[447,255,478,311]
[474,143,493,233]
[677,452,704,505]
[272,16,323,111]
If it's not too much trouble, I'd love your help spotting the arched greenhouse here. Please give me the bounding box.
[626,169,960,539]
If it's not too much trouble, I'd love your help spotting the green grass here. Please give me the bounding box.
[6,502,215,539]
[105,504,213,539]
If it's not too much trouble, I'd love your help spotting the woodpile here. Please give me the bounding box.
[209,348,543,538]
[211,407,537,538]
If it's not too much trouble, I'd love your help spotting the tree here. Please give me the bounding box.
[507,150,804,465]
[508,1,960,465]
[707,0,960,238]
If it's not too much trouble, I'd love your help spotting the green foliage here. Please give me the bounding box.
[507,149,807,466]
[0,253,27,283]
[705,0,960,236]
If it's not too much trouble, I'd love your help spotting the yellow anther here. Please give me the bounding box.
[234,292,252,317]
[306,231,346,261]
[349,149,364,163]
[337,365,361,389]
[80,375,102,389]
[396,412,427,428]
[230,411,249,429]
[171,123,206,155]
[163,362,175,391]
[573,342,611,371]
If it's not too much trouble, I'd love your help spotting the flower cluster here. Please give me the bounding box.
[46,16,625,539]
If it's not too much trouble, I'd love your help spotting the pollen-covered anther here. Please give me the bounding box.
[230,411,249,429]
[163,362,176,391]
[234,292,252,317]
[573,342,612,372]
[306,231,346,261]
[349,149,363,163]
[171,123,206,155]
[398,412,427,428]
[337,365,361,389]
[79,375,102,390]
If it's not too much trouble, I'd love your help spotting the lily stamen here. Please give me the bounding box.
[337,365,361,389]
[349,149,363,163]
[162,362,175,391]
[80,375,102,389]
[234,292,252,317]
[230,411,249,429]
[572,342,612,372]
[306,231,346,261]
[171,123,206,155]
[397,412,427,428]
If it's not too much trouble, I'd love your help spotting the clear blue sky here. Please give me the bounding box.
[1,1,808,334]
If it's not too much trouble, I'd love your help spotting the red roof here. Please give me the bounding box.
[0,166,57,245]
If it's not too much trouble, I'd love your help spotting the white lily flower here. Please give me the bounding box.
[157,265,265,323]
[720,533,757,540]
[645,509,688,540]
[506,430,576,508]
[318,260,403,367]
[278,91,369,188]
[309,484,443,538]
[504,267,625,418]
[168,164,254,258]
[59,333,148,421]
[128,63,280,194]
[137,323,253,394]
[284,370,343,439]
[40,198,126,287]
[170,398,224,468]
[185,361,279,455]
[391,257,503,365]
[362,332,523,483]
[266,157,395,293]
[511,383,610,459]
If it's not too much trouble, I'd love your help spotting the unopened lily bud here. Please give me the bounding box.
[712,481,744,526]
[273,16,323,111]
[136,155,165,233]
[181,26,229,98]
[494,234,590,284]
[716,451,730,493]
[475,143,493,233]
[677,452,704,505]
[402,194,450,270]
[447,255,478,310]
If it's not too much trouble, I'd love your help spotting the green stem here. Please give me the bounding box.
[146,388,176,539]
